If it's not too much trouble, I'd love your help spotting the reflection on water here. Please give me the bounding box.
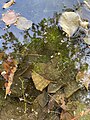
[0,0,82,52]
[1,1,84,52]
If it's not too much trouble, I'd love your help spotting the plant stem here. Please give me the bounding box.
[19,77,27,113]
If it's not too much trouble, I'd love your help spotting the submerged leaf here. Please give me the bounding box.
[58,12,80,37]
[60,110,73,120]
[1,56,17,98]
[36,91,48,107]
[64,79,81,98]
[32,71,50,91]
[48,83,64,93]
[76,70,90,90]
[2,0,15,9]
[4,81,12,99]
[16,16,32,30]
[0,52,4,60]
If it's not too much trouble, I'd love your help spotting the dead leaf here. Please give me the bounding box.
[76,71,84,82]
[48,82,64,93]
[48,92,67,110]
[3,61,10,73]
[36,91,48,107]
[48,98,55,111]
[1,55,17,98]
[64,80,81,98]
[4,81,12,99]
[60,96,66,110]
[60,110,73,120]
[58,12,80,37]
[48,114,60,120]
[2,57,17,73]
[32,71,50,91]
[76,70,90,90]
[2,0,15,9]
[16,16,32,30]
[0,52,4,60]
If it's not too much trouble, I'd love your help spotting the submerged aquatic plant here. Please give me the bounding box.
[19,77,27,113]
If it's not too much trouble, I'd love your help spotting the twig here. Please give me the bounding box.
[48,94,59,104]
[19,66,30,76]
[19,77,27,113]
[13,52,43,56]
[19,98,32,104]
[48,110,61,114]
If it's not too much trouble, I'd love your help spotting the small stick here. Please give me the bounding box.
[19,77,27,113]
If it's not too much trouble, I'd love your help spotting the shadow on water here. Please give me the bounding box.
[0,0,90,120]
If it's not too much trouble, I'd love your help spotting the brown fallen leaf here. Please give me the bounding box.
[35,91,48,107]
[48,82,64,93]
[2,0,15,9]
[3,61,10,73]
[76,70,90,90]
[48,98,55,112]
[4,81,12,99]
[32,71,50,91]
[1,55,17,98]
[2,56,17,73]
[60,110,73,120]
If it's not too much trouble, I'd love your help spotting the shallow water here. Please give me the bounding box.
[0,0,83,53]
[0,0,90,120]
